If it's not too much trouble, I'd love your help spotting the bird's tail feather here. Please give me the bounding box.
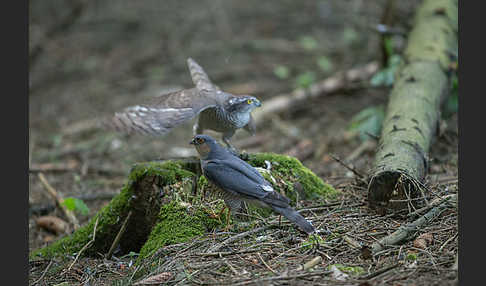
[271,205,315,234]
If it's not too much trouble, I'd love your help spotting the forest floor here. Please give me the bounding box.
[29,1,457,285]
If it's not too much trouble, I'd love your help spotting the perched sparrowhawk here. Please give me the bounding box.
[108,58,261,152]
[190,134,316,234]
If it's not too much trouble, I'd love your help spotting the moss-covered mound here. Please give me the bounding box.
[30,153,339,263]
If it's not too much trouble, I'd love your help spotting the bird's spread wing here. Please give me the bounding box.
[187,58,230,104]
[107,59,232,136]
[108,88,219,136]
[203,159,289,207]
[187,58,219,92]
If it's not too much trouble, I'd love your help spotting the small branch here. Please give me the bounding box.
[106,211,133,260]
[29,160,79,173]
[371,196,454,253]
[29,191,119,217]
[296,256,322,271]
[252,62,379,124]
[330,154,365,179]
[230,270,331,286]
[439,232,458,252]
[37,173,80,230]
[68,216,99,271]
[407,194,456,218]
[257,252,278,274]
[32,260,53,285]
[208,225,273,253]
[359,262,400,280]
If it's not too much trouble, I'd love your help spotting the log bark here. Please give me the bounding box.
[368,0,457,212]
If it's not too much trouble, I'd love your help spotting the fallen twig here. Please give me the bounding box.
[359,262,400,280]
[29,191,119,217]
[68,216,99,271]
[296,256,322,271]
[329,154,366,179]
[252,62,379,124]
[37,173,80,230]
[407,194,457,218]
[29,160,79,173]
[371,195,455,253]
[106,211,133,260]
[230,270,332,286]
[257,252,278,274]
[208,225,273,253]
[32,260,53,285]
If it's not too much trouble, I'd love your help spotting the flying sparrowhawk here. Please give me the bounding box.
[108,58,262,152]
[190,134,316,234]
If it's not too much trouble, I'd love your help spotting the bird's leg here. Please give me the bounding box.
[311,233,321,253]
[278,215,282,228]
[208,205,227,221]
[193,120,204,136]
[222,131,239,156]
[223,207,233,232]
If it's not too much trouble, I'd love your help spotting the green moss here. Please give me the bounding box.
[301,234,326,249]
[30,183,134,260]
[247,153,339,201]
[137,202,220,263]
[128,160,195,185]
[328,264,365,276]
[30,160,195,260]
[30,154,338,261]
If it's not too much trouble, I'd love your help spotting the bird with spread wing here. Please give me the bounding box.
[107,58,261,152]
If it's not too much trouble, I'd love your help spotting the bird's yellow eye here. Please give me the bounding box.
[196,137,205,144]
[247,99,253,104]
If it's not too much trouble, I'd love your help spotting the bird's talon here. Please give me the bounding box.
[239,152,250,161]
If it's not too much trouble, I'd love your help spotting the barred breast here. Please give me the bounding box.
[198,107,248,133]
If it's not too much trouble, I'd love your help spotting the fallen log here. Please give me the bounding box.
[368,0,458,212]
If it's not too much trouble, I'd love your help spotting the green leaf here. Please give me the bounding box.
[273,65,290,79]
[62,198,77,211]
[349,105,385,141]
[342,27,358,44]
[383,36,394,58]
[295,71,316,89]
[370,70,387,86]
[62,197,90,216]
[317,56,333,72]
[299,36,318,51]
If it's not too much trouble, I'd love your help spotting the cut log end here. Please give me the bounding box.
[368,170,425,214]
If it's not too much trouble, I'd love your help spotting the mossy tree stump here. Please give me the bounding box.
[30,153,338,263]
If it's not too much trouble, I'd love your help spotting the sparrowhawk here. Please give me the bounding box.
[190,134,316,234]
[108,58,262,152]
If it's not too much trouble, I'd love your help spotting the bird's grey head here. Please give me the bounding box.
[189,134,224,159]
[225,96,262,113]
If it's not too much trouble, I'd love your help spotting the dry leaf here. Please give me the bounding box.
[413,233,433,249]
[36,215,68,235]
[361,245,373,260]
[134,272,173,285]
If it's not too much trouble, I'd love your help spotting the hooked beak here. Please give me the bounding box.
[189,138,196,145]
[255,100,262,107]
